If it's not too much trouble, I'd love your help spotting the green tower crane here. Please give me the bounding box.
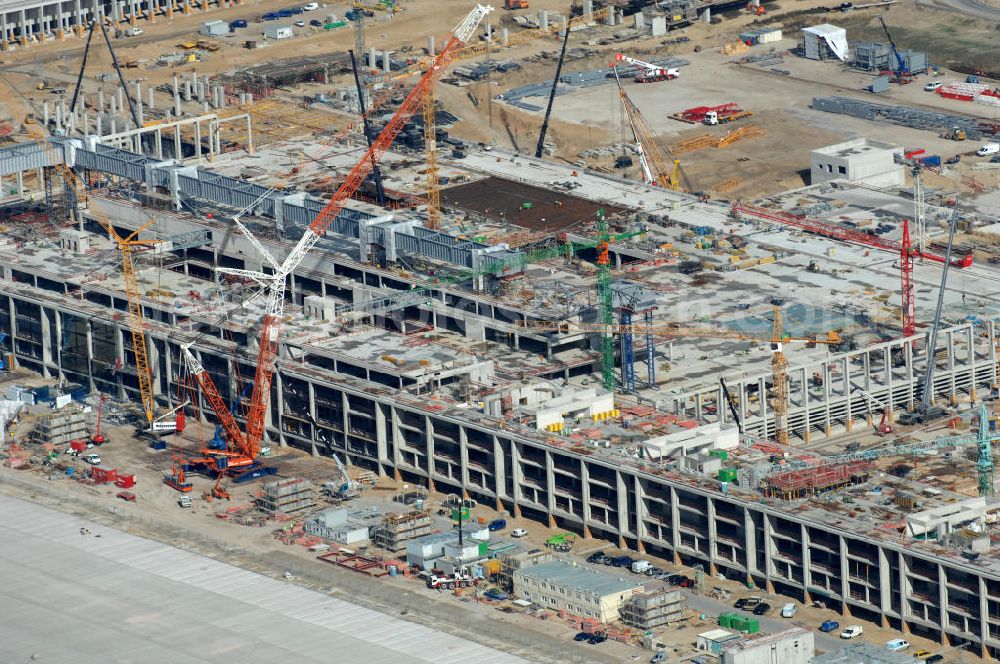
[595,209,615,391]
[977,403,995,497]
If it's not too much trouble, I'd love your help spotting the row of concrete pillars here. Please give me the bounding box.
[43,70,250,138]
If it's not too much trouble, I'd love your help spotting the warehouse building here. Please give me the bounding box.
[812,642,920,664]
[513,560,644,623]
[810,138,905,188]
[720,628,814,664]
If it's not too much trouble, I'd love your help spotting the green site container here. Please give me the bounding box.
[324,20,347,29]
[479,541,489,556]
[718,613,734,628]
[744,618,760,634]
[451,507,470,522]
[718,468,738,483]
[522,202,533,210]
[709,449,728,461]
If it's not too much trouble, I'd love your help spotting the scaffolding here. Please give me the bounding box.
[257,477,316,515]
[369,510,433,553]
[763,462,873,500]
[620,588,685,629]
[28,407,88,446]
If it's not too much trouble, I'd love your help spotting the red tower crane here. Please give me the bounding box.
[732,203,972,268]
[180,5,495,471]
[901,220,915,338]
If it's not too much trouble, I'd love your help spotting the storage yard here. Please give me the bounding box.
[1,0,1000,661]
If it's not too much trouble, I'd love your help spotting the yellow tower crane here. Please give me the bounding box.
[423,86,441,229]
[1,74,162,427]
[612,66,680,191]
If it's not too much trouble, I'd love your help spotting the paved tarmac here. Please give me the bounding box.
[0,492,527,664]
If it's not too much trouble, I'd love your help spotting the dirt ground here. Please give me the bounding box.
[0,0,996,201]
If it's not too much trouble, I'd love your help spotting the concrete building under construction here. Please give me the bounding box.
[5,13,1000,651]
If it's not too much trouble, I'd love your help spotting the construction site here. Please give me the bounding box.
[2,0,1000,661]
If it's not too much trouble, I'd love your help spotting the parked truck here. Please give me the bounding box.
[426,571,475,590]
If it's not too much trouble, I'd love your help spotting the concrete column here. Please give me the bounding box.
[381,50,389,73]
[947,329,957,403]
[2,12,8,47]
[109,95,117,116]
[194,119,202,161]
[19,9,28,45]
[500,26,508,46]
[615,469,628,548]
[583,0,593,22]
[839,534,851,614]
[148,87,155,109]
[427,34,434,56]
[537,10,547,30]
[367,46,375,69]
[116,87,124,113]
[43,101,50,126]
[801,524,812,603]
[702,7,711,23]
[183,80,191,102]
[669,486,681,560]
[800,365,810,442]
[605,6,614,25]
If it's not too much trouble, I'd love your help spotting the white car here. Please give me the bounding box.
[886,639,910,652]
[840,625,864,639]
[82,453,102,465]
[511,528,528,537]
[780,603,797,618]
[924,81,942,91]
[294,19,305,26]
[303,1,319,9]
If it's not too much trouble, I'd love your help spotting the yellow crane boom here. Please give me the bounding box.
[1,74,160,425]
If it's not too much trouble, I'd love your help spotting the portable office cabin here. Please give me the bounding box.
[201,19,230,36]
[264,24,294,39]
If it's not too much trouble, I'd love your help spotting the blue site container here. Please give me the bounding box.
[921,155,941,167]
[693,226,712,236]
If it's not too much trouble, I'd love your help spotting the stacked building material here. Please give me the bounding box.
[812,96,987,140]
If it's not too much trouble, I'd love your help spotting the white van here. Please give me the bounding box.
[123,27,143,37]
[841,625,864,639]
[976,143,1000,157]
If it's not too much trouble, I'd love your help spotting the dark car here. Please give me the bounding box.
[262,12,279,20]
[488,519,507,532]
[645,566,664,577]
[678,578,695,588]
[277,8,294,16]
[588,634,608,645]
[666,574,686,585]
[753,602,771,616]
[586,551,606,564]
[309,18,322,26]
[925,656,943,664]
[611,556,634,568]
[230,18,248,28]
[484,588,509,601]
[574,632,591,642]
[734,598,748,609]
[287,5,304,13]
[820,620,840,633]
